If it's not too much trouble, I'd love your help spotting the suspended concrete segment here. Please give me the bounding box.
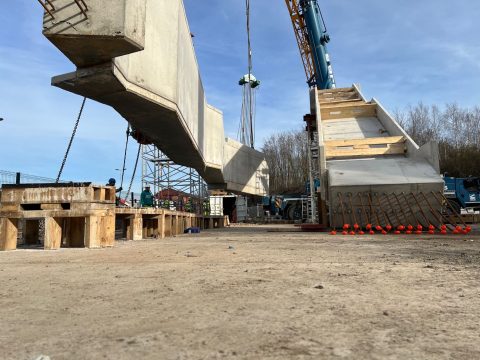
[311,85,445,228]
[42,0,269,196]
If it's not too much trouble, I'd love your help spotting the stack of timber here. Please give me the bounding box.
[311,85,445,228]
[116,208,229,241]
[0,183,116,250]
[0,183,230,251]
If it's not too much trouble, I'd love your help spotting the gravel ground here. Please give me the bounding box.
[0,225,479,360]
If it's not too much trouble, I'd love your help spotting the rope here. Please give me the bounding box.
[120,124,130,189]
[56,97,87,183]
[124,143,141,203]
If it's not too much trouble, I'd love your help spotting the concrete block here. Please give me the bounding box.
[43,0,146,67]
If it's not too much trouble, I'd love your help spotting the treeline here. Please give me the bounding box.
[395,103,480,177]
[262,131,309,194]
[262,103,480,194]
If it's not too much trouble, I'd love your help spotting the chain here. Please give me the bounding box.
[56,97,87,183]
[119,124,131,189]
[124,143,141,203]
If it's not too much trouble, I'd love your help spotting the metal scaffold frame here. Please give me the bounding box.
[141,145,208,214]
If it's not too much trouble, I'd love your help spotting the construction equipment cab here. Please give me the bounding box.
[444,175,480,212]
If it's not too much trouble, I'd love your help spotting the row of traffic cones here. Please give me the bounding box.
[330,224,472,236]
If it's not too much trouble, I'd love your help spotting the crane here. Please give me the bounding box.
[285,0,336,89]
[285,0,336,223]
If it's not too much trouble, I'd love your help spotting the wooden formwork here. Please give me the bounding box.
[115,208,229,241]
[0,183,115,251]
[0,183,230,251]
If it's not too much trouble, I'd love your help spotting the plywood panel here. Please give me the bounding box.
[44,217,62,250]
[0,218,18,251]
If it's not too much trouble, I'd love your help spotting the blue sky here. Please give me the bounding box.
[0,0,479,187]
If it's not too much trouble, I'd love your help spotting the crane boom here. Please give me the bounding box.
[285,0,336,89]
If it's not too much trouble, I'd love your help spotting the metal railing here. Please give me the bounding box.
[0,170,61,188]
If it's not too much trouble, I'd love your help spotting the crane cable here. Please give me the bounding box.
[246,0,254,148]
[123,143,141,203]
[119,124,131,190]
[56,96,87,183]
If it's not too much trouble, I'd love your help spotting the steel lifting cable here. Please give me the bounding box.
[119,124,131,190]
[56,97,87,183]
[246,0,254,148]
[124,143,142,203]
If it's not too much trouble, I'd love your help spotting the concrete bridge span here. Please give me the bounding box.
[42,0,269,196]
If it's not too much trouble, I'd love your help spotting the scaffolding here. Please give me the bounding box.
[141,145,208,214]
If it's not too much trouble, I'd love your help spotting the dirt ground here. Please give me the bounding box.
[0,225,479,360]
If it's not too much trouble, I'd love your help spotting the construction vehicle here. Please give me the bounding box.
[444,176,480,212]
[285,0,453,231]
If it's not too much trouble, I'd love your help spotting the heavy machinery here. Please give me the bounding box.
[444,176,480,212]
[285,1,460,232]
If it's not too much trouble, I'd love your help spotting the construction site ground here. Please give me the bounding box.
[1,224,479,360]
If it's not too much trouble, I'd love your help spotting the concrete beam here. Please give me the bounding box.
[42,0,269,196]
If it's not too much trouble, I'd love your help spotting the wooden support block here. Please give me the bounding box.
[44,217,62,250]
[156,213,165,239]
[41,204,64,210]
[129,214,143,241]
[85,216,100,248]
[0,203,20,212]
[164,215,172,237]
[0,218,18,251]
[101,215,115,247]
[85,215,116,248]
[175,215,181,235]
[93,187,106,201]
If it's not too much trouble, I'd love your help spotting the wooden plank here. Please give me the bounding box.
[317,87,354,95]
[325,136,405,148]
[85,216,100,248]
[157,213,165,239]
[164,215,172,237]
[41,204,64,210]
[100,215,115,247]
[326,143,406,158]
[0,218,18,251]
[44,217,62,250]
[318,98,363,106]
[321,103,376,120]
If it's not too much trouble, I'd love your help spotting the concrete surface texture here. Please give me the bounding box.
[0,225,479,359]
[314,85,444,227]
[42,0,268,196]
